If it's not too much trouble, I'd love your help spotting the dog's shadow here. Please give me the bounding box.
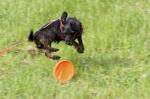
[69,51,136,79]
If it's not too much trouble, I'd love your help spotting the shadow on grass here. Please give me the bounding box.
[69,50,137,74]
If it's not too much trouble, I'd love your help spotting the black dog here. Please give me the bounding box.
[28,11,84,60]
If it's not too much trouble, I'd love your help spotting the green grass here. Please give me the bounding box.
[0,0,150,98]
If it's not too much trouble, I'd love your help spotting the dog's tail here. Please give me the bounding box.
[28,30,34,42]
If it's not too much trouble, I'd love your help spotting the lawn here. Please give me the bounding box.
[0,0,150,99]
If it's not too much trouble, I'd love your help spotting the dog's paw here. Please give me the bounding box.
[77,47,84,53]
[52,55,61,60]
[49,48,59,52]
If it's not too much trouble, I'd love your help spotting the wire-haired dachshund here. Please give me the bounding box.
[28,11,84,60]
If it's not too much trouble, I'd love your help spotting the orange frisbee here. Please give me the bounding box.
[53,60,75,82]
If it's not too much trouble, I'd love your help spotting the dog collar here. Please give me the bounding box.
[59,17,63,33]
[59,17,65,40]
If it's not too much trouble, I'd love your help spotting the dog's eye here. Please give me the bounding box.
[70,23,76,30]
[70,23,74,26]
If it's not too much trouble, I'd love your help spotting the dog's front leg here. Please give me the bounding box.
[77,36,84,53]
[73,36,84,53]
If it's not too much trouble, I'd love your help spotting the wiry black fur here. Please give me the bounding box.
[28,11,84,60]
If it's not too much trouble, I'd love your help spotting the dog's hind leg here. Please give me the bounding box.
[42,41,59,52]
[45,50,60,60]
[47,44,59,52]
[49,47,59,52]
[44,44,60,60]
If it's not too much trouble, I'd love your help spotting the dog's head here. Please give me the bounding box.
[60,11,81,45]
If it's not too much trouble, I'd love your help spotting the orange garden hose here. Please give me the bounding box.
[0,42,20,56]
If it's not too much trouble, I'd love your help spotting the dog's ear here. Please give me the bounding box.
[61,11,68,23]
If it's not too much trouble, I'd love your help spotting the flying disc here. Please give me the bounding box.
[53,60,75,82]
